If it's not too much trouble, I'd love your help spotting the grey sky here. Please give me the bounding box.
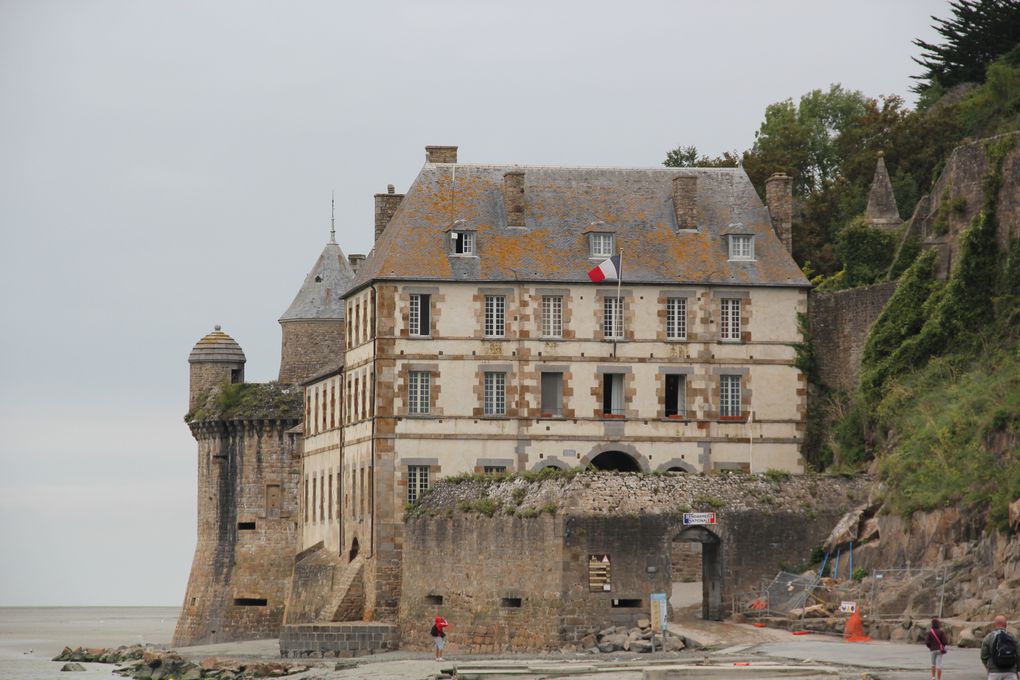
[0,0,948,606]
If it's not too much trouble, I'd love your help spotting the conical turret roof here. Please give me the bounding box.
[279,240,356,322]
[864,153,902,228]
[189,325,246,364]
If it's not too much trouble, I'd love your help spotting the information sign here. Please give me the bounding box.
[588,554,611,592]
[682,512,717,525]
[650,593,668,633]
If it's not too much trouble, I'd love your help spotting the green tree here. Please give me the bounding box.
[663,145,738,168]
[912,0,1020,102]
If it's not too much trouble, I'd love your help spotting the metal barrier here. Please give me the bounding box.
[870,567,947,619]
[734,571,821,617]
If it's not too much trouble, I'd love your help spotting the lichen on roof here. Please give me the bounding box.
[185,381,304,423]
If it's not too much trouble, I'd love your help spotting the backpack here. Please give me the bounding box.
[926,628,946,652]
[430,623,439,637]
[991,629,1019,668]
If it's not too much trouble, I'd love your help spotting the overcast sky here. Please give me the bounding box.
[0,0,949,607]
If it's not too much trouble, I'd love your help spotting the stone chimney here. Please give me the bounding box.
[374,184,404,242]
[425,145,458,164]
[348,254,366,274]
[504,170,525,226]
[672,175,698,229]
[765,172,793,254]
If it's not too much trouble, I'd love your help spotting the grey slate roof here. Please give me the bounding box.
[189,326,246,364]
[348,163,809,292]
[280,241,356,322]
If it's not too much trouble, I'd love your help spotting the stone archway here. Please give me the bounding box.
[669,526,723,621]
[590,450,641,472]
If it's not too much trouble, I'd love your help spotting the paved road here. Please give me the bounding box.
[755,638,988,679]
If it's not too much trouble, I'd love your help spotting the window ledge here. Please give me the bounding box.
[718,416,747,423]
[719,339,743,344]
[407,335,433,340]
[601,414,626,420]
[450,253,478,258]
[663,415,688,421]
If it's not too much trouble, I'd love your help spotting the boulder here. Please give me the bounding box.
[597,642,616,653]
[60,663,86,672]
[663,636,685,652]
[631,640,653,653]
[597,626,618,638]
[637,618,651,629]
[579,634,596,649]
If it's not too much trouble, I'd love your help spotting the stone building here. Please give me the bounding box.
[177,145,814,650]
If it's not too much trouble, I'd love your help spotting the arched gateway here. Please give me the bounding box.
[670,526,723,621]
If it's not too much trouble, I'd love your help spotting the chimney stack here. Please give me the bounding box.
[374,184,404,242]
[765,172,793,254]
[348,254,366,274]
[672,175,698,229]
[504,170,525,226]
[425,145,458,164]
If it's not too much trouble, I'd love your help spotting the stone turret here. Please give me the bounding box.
[864,152,902,229]
[188,326,245,410]
[278,236,355,384]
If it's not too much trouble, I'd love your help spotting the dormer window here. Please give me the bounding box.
[728,234,754,260]
[590,233,614,258]
[452,231,474,255]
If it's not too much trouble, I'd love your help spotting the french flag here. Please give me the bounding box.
[588,255,621,283]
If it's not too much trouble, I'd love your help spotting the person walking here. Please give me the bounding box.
[431,614,449,662]
[980,615,1019,680]
[925,617,949,680]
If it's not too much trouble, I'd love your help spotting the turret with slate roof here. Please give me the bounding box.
[864,152,902,229]
[278,203,358,384]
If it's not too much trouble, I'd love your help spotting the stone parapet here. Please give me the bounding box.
[279,623,398,658]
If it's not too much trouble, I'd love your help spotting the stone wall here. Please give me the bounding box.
[279,319,345,385]
[399,472,868,652]
[173,418,302,646]
[280,622,398,658]
[808,282,897,392]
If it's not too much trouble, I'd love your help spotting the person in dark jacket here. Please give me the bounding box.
[980,615,1019,680]
[925,617,949,680]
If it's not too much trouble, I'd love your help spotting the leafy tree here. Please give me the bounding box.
[663,145,738,168]
[913,0,1020,102]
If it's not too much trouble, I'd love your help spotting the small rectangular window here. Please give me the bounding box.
[541,372,563,416]
[603,296,624,339]
[409,294,431,336]
[602,373,624,417]
[500,597,523,608]
[483,465,506,474]
[720,298,741,341]
[408,371,430,415]
[611,598,642,608]
[237,521,256,530]
[541,296,563,338]
[407,465,430,503]
[729,234,754,260]
[484,372,507,416]
[452,231,474,255]
[425,594,444,605]
[484,295,505,337]
[590,233,614,258]
[720,374,742,418]
[233,598,267,607]
[665,374,686,418]
[667,297,687,340]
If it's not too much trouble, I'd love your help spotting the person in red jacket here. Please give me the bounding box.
[925,617,949,680]
[431,615,449,661]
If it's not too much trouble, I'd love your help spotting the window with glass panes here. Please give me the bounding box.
[540,372,563,416]
[603,296,624,339]
[407,371,430,415]
[484,295,505,337]
[453,231,474,255]
[409,294,430,336]
[666,297,687,340]
[484,372,506,415]
[406,465,429,503]
[483,465,506,474]
[728,234,754,260]
[590,233,614,257]
[541,296,562,337]
[720,374,741,418]
[720,298,741,341]
[665,374,686,418]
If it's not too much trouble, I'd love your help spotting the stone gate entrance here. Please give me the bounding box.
[670,526,722,621]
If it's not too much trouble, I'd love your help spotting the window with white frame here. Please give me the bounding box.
[603,296,624,339]
[484,372,506,416]
[590,233,614,258]
[406,465,429,503]
[720,374,742,418]
[452,231,474,255]
[602,373,625,416]
[540,372,563,416]
[483,465,506,475]
[720,298,741,341]
[665,374,686,418]
[484,295,505,337]
[407,370,430,415]
[541,296,563,338]
[728,234,754,260]
[666,297,687,340]
[409,294,431,336]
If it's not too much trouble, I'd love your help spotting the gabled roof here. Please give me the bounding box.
[349,163,809,292]
[280,241,356,322]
